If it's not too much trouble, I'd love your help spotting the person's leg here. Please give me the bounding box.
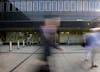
[90,48,98,68]
[42,43,51,65]
[85,48,91,61]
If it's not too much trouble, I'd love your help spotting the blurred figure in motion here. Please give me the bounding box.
[84,27,100,69]
[37,18,62,72]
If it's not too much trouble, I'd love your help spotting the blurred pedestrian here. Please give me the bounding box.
[38,18,62,72]
[84,27,100,69]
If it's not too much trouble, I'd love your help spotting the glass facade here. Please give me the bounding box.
[0,0,95,44]
[0,0,100,21]
[0,0,100,12]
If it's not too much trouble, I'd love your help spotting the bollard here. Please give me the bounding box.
[23,40,25,47]
[17,40,20,49]
[9,41,12,52]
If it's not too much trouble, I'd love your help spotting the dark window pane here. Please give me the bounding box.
[10,3,12,11]
[4,2,6,12]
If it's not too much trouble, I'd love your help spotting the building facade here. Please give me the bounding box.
[0,0,100,44]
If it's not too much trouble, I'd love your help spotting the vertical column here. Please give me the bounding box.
[17,40,20,49]
[9,40,12,52]
[23,40,25,47]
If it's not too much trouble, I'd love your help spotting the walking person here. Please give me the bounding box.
[84,27,100,69]
[37,18,62,72]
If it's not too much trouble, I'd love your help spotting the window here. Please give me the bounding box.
[33,1,38,11]
[6,2,10,12]
[71,1,77,11]
[64,1,70,11]
[39,1,44,11]
[95,1,100,12]
[12,2,16,12]
[27,1,32,11]
[15,1,21,12]
[9,0,16,12]
[88,0,94,11]
[0,2,3,12]
[77,1,82,11]
[58,1,63,11]
[45,1,51,11]
[83,1,88,11]
[10,3,12,12]
[52,1,57,11]
[20,1,26,11]
[4,2,6,12]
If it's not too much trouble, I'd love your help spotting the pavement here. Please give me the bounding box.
[0,45,100,72]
